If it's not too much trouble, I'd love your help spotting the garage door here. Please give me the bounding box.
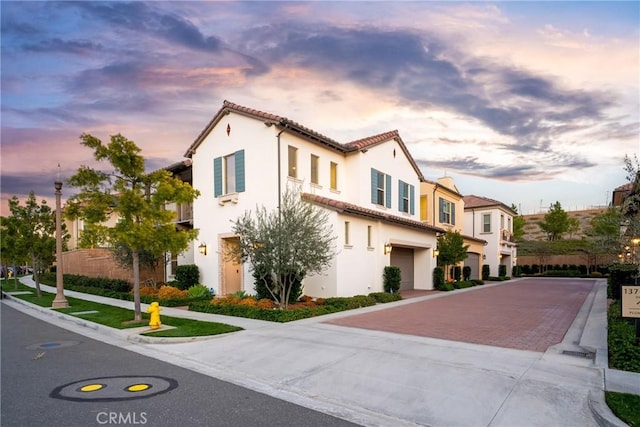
[390,247,414,291]
[465,253,479,280]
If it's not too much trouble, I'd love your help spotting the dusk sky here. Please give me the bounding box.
[2,1,638,217]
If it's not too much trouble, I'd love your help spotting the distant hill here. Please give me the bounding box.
[522,208,607,241]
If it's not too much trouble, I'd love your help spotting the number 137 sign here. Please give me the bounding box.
[621,286,640,318]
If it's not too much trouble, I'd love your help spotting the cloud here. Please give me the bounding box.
[75,2,222,52]
[22,38,103,55]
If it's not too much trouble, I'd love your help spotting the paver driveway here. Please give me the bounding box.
[325,278,596,352]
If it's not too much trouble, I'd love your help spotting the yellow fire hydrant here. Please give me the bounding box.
[146,302,162,330]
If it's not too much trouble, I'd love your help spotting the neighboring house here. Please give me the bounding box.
[184,100,445,297]
[420,177,486,280]
[612,182,632,207]
[163,159,195,282]
[463,195,518,277]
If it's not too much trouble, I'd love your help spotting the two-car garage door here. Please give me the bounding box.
[390,247,414,291]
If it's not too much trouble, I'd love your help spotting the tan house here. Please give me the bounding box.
[420,177,486,280]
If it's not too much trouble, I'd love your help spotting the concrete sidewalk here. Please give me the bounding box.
[3,277,637,426]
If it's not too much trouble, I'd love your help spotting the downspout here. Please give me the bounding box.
[276,125,288,212]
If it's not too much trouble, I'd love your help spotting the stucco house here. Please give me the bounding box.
[184,100,446,297]
[463,195,518,277]
[420,177,486,280]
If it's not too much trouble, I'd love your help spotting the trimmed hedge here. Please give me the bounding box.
[369,292,402,303]
[40,273,130,292]
[175,265,200,290]
[190,292,394,322]
[608,301,640,373]
[383,266,401,294]
[608,263,639,300]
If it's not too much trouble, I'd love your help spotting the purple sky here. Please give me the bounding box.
[2,1,638,216]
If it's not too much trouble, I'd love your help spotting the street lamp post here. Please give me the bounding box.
[52,179,68,308]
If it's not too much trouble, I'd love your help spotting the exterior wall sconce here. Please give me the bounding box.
[482,254,486,260]
[198,242,207,256]
[433,248,439,258]
[384,243,392,255]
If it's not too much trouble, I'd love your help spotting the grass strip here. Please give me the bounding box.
[605,391,640,427]
[2,279,242,336]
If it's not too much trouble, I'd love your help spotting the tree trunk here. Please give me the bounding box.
[32,255,42,298]
[132,249,141,322]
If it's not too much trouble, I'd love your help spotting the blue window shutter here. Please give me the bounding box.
[235,149,245,193]
[409,184,415,215]
[451,202,456,225]
[371,168,377,204]
[398,180,404,210]
[213,157,222,197]
[439,197,444,222]
[385,174,392,208]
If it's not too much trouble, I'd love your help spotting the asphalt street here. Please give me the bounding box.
[0,304,357,427]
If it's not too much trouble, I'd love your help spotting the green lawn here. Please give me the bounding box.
[1,279,242,337]
[605,391,640,427]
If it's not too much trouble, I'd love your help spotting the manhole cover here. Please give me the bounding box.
[50,376,178,402]
[26,340,81,350]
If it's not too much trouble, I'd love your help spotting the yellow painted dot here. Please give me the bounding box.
[80,384,104,392]
[127,384,150,392]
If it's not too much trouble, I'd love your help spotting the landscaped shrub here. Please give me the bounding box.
[40,273,131,293]
[187,284,211,299]
[608,263,639,300]
[608,300,640,373]
[324,295,376,310]
[383,266,401,293]
[453,266,462,282]
[462,266,471,281]
[542,270,581,277]
[498,264,507,277]
[486,276,511,281]
[433,267,445,290]
[157,285,188,300]
[453,281,474,289]
[440,283,455,291]
[472,279,484,286]
[512,265,522,277]
[175,265,200,290]
[140,286,158,297]
[482,264,490,280]
[369,292,402,303]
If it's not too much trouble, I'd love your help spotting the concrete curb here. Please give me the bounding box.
[588,390,629,427]
[1,291,241,345]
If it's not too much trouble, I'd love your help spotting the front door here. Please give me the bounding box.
[222,238,241,295]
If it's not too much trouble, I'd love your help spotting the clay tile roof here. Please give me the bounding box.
[302,193,445,234]
[345,130,400,151]
[614,182,633,192]
[463,195,515,214]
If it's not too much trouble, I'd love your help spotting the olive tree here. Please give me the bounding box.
[66,133,199,321]
[231,188,336,308]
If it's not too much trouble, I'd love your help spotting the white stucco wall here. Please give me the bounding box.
[190,109,439,296]
[464,207,517,277]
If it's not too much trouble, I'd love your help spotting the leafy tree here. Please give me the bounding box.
[539,201,569,241]
[66,133,200,321]
[567,217,580,239]
[231,187,336,309]
[7,192,62,297]
[436,230,469,280]
[510,204,525,242]
[582,207,621,272]
[0,215,26,290]
[621,154,640,241]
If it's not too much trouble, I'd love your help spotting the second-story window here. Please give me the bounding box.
[214,149,245,197]
[371,168,391,208]
[420,195,428,221]
[344,221,350,245]
[288,145,298,178]
[330,162,338,190]
[439,197,455,225]
[224,153,236,194]
[310,154,319,184]
[483,213,491,233]
[398,180,415,214]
